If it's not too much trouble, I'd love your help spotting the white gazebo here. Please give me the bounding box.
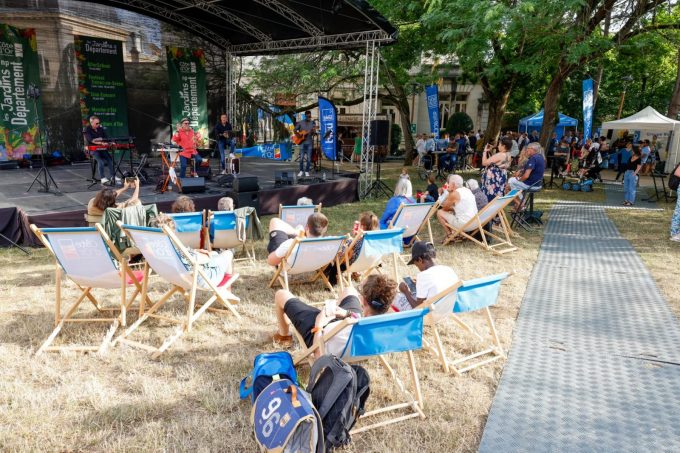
[602,106,680,172]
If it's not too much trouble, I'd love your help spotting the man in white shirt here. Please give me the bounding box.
[266,212,329,266]
[436,174,478,232]
[414,134,426,166]
[394,241,459,310]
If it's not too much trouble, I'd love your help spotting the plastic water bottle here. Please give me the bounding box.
[322,171,327,182]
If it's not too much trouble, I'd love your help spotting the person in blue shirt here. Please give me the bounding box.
[508,142,546,207]
[379,178,415,229]
[615,142,633,181]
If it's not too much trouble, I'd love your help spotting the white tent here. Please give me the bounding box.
[601,106,680,172]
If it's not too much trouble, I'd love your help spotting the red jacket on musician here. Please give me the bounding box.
[172,128,202,158]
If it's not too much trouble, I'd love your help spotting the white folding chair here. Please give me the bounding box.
[442,189,521,254]
[30,224,149,355]
[278,203,322,229]
[388,201,438,247]
[342,228,404,286]
[268,235,347,292]
[113,223,240,358]
[294,309,430,434]
[168,211,206,250]
[419,273,509,374]
[208,210,255,262]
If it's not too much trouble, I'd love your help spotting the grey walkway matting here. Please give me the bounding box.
[478,203,680,452]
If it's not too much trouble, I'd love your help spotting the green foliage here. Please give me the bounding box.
[446,112,474,135]
[390,123,402,154]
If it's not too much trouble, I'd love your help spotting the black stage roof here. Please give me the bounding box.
[82,0,397,55]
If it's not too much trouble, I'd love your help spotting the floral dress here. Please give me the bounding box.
[481,153,509,202]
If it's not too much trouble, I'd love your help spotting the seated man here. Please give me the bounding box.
[271,274,396,358]
[436,174,478,233]
[508,142,545,192]
[393,241,459,312]
[267,212,329,267]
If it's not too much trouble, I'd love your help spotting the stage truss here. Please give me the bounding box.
[359,41,380,198]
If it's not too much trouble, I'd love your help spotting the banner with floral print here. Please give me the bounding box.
[166,47,208,140]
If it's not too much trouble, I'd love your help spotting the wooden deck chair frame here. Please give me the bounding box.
[207,209,255,263]
[278,203,322,228]
[168,210,207,250]
[388,201,439,248]
[292,309,429,434]
[113,223,240,358]
[417,273,509,375]
[268,235,347,293]
[30,224,151,355]
[441,190,521,255]
[341,228,404,286]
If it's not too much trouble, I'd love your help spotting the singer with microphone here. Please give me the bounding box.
[172,117,204,178]
[85,115,119,185]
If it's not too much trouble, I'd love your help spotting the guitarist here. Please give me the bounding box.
[213,113,233,174]
[294,110,316,177]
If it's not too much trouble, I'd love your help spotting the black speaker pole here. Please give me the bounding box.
[26,87,60,195]
[363,156,392,198]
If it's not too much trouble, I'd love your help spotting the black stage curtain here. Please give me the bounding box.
[0,207,40,247]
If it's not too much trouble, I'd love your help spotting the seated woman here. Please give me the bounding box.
[379,178,415,229]
[217,196,234,211]
[324,211,379,285]
[272,274,396,359]
[150,213,233,288]
[171,195,196,213]
[86,177,140,223]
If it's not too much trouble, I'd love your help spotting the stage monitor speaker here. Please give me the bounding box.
[179,177,206,193]
[233,175,259,193]
[275,170,297,186]
[224,190,260,214]
[369,120,389,146]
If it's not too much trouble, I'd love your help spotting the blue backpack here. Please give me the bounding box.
[240,351,298,403]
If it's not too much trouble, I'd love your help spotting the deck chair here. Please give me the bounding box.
[113,223,240,358]
[207,210,255,262]
[441,190,521,254]
[268,235,346,292]
[278,203,322,229]
[293,309,429,434]
[418,273,509,375]
[168,211,206,249]
[388,201,438,247]
[341,228,404,286]
[30,224,149,355]
[102,203,158,254]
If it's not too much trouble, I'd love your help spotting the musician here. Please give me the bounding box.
[172,117,203,178]
[213,113,234,174]
[84,115,118,185]
[295,110,316,177]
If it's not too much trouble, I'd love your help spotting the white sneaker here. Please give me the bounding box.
[114,177,122,184]
[297,171,303,177]
[671,234,680,242]
[100,178,109,184]
[305,172,310,177]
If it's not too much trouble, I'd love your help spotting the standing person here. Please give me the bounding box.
[295,110,316,177]
[481,137,512,202]
[530,129,540,143]
[554,137,571,176]
[352,130,362,163]
[547,132,558,162]
[615,142,633,181]
[84,115,119,185]
[213,113,233,174]
[670,163,680,242]
[414,134,426,166]
[172,117,204,178]
[622,147,642,206]
[640,139,652,175]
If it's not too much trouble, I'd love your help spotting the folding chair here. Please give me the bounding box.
[30,224,149,355]
[268,235,347,292]
[168,211,206,249]
[207,210,255,262]
[418,273,509,375]
[293,309,429,434]
[442,190,521,254]
[278,203,322,229]
[341,228,404,286]
[113,223,240,358]
[388,201,438,247]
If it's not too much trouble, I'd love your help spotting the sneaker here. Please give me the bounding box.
[114,176,122,184]
[305,172,310,177]
[100,178,109,184]
[297,171,304,177]
[271,332,293,346]
[671,235,680,242]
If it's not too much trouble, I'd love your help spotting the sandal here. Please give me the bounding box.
[271,332,293,346]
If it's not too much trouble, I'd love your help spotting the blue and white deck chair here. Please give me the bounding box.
[30,224,149,355]
[442,190,521,255]
[293,309,429,434]
[207,210,255,263]
[279,203,322,229]
[168,211,206,249]
[342,228,405,286]
[388,201,438,247]
[268,235,347,292]
[113,223,240,358]
[418,273,509,375]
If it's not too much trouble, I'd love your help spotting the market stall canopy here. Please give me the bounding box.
[519,110,578,128]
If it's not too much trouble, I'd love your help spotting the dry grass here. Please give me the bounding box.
[0,163,610,452]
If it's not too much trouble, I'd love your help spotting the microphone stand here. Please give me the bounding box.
[26,86,60,195]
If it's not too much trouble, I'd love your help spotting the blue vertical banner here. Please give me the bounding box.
[318,96,337,160]
[425,84,440,139]
[582,78,594,140]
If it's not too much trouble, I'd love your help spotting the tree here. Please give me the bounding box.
[446,112,474,135]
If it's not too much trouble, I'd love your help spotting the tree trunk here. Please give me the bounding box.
[539,73,565,149]
[398,99,415,165]
[484,90,510,144]
[668,49,680,119]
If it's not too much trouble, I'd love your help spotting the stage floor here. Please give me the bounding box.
[0,157,359,225]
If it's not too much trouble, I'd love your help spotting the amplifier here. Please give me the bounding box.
[196,163,212,180]
[179,177,206,193]
[233,175,259,193]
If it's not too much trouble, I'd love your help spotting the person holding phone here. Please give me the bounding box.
[86,177,140,222]
[481,137,512,202]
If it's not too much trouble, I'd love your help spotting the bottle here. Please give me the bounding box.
[322,171,327,182]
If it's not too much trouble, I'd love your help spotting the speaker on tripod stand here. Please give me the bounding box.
[25,84,60,195]
[361,120,392,198]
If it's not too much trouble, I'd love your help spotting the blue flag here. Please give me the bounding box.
[582,78,594,140]
[318,96,337,160]
[425,84,440,139]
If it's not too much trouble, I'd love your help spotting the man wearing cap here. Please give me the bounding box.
[172,117,204,178]
[392,241,459,311]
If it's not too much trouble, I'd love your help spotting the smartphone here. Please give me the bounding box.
[403,277,416,293]
[125,176,136,183]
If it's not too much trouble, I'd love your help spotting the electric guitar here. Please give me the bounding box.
[291,129,310,145]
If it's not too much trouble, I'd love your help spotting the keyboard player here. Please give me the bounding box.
[84,115,120,185]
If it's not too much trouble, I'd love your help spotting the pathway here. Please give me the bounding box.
[478,202,680,452]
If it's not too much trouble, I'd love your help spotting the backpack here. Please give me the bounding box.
[307,355,371,451]
[669,163,680,191]
[240,351,298,403]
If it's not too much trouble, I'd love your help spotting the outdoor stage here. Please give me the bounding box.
[0,156,359,228]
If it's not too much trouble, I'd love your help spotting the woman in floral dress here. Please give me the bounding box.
[481,136,513,202]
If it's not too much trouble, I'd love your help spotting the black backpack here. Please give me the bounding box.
[307,355,370,451]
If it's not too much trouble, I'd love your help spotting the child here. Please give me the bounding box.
[420,173,438,203]
[400,167,410,180]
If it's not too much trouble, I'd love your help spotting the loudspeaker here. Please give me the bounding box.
[369,120,389,146]
[233,175,259,192]
[179,177,206,193]
[196,163,212,180]
[275,170,297,186]
[225,190,260,214]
